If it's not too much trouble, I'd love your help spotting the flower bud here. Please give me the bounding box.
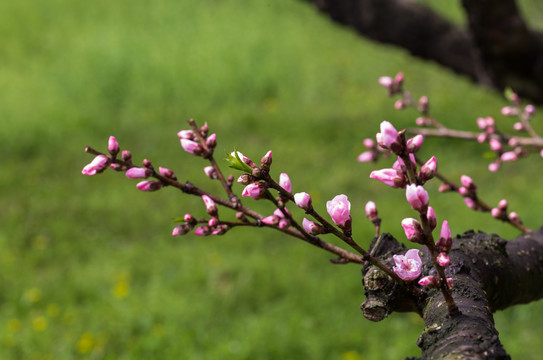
[401,218,423,244]
[172,224,191,236]
[204,166,218,179]
[376,121,401,152]
[357,151,375,163]
[525,104,536,116]
[205,133,217,149]
[489,138,502,152]
[418,96,429,113]
[202,195,218,216]
[142,158,152,168]
[378,76,393,88]
[406,135,424,153]
[208,217,219,227]
[136,180,162,192]
[108,136,120,156]
[436,220,452,252]
[184,213,196,225]
[302,218,325,235]
[177,130,195,140]
[122,150,132,163]
[180,139,203,156]
[363,138,375,148]
[241,182,267,199]
[405,184,429,212]
[418,275,438,288]
[125,167,152,179]
[426,206,436,230]
[237,174,253,185]
[194,225,210,236]
[500,151,518,162]
[262,215,279,225]
[326,194,351,228]
[294,192,312,211]
[420,156,437,182]
[460,175,476,190]
[437,252,450,267]
[488,161,500,172]
[369,168,406,188]
[81,155,109,176]
[279,173,292,193]
[501,106,518,116]
[464,197,478,209]
[364,201,378,221]
[260,150,273,171]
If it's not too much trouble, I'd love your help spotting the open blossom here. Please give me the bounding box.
[369,168,406,188]
[279,173,292,193]
[294,192,312,210]
[82,155,109,176]
[326,194,351,227]
[393,249,422,281]
[405,184,429,211]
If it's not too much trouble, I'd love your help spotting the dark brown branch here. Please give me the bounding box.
[360,228,543,358]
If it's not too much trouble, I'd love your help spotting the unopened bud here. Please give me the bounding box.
[406,135,424,153]
[159,166,175,178]
[260,150,272,171]
[108,136,120,156]
[205,133,217,149]
[418,276,438,288]
[204,166,218,179]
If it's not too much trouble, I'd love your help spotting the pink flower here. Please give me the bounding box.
[464,197,478,209]
[378,76,393,88]
[180,139,202,155]
[294,192,312,210]
[405,184,429,212]
[363,138,375,148]
[260,150,272,170]
[81,155,109,176]
[437,252,450,267]
[302,218,324,235]
[204,166,218,179]
[177,130,195,139]
[262,215,279,225]
[460,175,476,190]
[501,106,518,116]
[489,138,502,152]
[364,201,378,221]
[159,167,175,178]
[426,206,436,230]
[376,121,400,149]
[241,182,267,199]
[401,218,423,243]
[108,136,120,155]
[326,194,351,227]
[369,168,405,188]
[194,226,210,236]
[125,167,152,179]
[205,133,217,149]
[279,173,292,193]
[525,104,536,116]
[136,180,162,192]
[172,224,191,236]
[393,249,422,281]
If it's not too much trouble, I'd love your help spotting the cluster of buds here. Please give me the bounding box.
[457,175,479,210]
[178,122,216,158]
[490,199,522,226]
[378,72,404,97]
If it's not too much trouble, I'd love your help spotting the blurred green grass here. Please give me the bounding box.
[2,0,543,359]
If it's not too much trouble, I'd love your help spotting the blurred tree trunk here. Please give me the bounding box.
[362,228,543,359]
[304,0,543,104]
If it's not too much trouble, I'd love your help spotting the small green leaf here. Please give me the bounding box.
[225,149,253,173]
[483,151,497,160]
[172,217,185,223]
[504,87,515,102]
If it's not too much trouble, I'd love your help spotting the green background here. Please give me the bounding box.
[2,0,543,358]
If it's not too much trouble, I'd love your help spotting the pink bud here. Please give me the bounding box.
[460,175,476,190]
[172,224,191,236]
[231,151,254,167]
[279,173,292,193]
[326,194,351,227]
[81,155,109,176]
[420,156,437,182]
[498,199,508,209]
[458,187,469,196]
[392,249,422,281]
[447,278,454,289]
[108,136,120,155]
[509,212,520,222]
[369,168,406,188]
[357,151,375,163]
[202,195,218,216]
[184,213,195,224]
[260,150,272,170]
[122,150,132,162]
[377,121,400,149]
[194,226,210,236]
[394,72,404,85]
[489,138,502,151]
[204,166,218,179]
[437,252,450,267]
[394,99,405,110]
[205,133,217,149]
[241,182,267,199]
[378,76,393,88]
[159,167,175,178]
[278,218,289,229]
[237,174,252,185]
[508,137,519,147]
[477,133,487,143]
[500,151,518,162]
[302,218,324,235]
[177,130,195,140]
[401,218,423,243]
[418,96,429,111]
[464,197,478,209]
[436,220,452,252]
[488,161,500,172]
[273,207,291,218]
[211,225,229,235]
[365,201,378,221]
[501,106,517,116]
[513,122,524,131]
[476,117,487,130]
[427,206,436,230]
[208,217,219,227]
[525,104,536,116]
[294,192,312,211]
[262,215,279,225]
[363,138,375,148]
[136,180,162,192]
[180,139,203,156]
[406,135,424,153]
[418,275,438,288]
[405,184,429,212]
[491,207,502,219]
[126,167,152,179]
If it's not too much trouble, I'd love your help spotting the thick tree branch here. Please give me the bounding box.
[361,228,543,359]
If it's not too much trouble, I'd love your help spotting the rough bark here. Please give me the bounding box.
[304,0,543,104]
[361,228,543,359]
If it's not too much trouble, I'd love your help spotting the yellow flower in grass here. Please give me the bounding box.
[7,318,21,333]
[32,316,48,332]
[77,333,94,354]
